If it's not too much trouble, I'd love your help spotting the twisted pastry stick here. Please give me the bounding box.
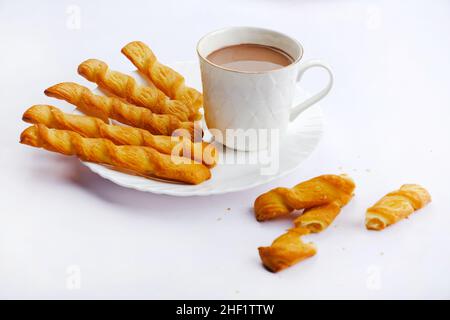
[366,184,431,231]
[20,124,211,185]
[78,59,196,121]
[293,201,342,233]
[257,175,354,272]
[23,105,217,167]
[258,228,317,273]
[122,41,203,118]
[45,82,201,139]
[254,174,355,222]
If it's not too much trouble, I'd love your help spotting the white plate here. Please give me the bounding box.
[82,61,324,196]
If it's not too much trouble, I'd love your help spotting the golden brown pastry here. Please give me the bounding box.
[366,184,431,231]
[294,201,342,233]
[122,41,203,118]
[78,59,196,121]
[45,82,201,139]
[22,105,217,167]
[20,124,211,185]
[258,228,317,273]
[254,174,355,222]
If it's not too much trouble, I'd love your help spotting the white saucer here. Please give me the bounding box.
[82,61,324,196]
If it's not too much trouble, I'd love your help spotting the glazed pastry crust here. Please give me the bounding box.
[78,59,196,121]
[254,174,355,222]
[20,124,211,185]
[366,184,431,231]
[258,228,317,273]
[23,105,217,167]
[122,41,203,118]
[45,82,201,139]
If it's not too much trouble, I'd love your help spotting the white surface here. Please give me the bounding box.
[1,0,450,299]
[85,62,324,195]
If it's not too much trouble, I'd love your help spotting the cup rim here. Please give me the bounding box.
[196,26,304,75]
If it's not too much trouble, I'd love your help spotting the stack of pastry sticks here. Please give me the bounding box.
[20,41,217,185]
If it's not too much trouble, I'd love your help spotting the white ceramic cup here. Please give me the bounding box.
[197,26,333,151]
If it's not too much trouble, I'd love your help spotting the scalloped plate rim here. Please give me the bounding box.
[81,61,324,196]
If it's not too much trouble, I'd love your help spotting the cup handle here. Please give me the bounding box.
[290,60,334,121]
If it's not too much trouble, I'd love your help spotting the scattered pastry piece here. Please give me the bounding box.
[20,124,211,185]
[257,175,355,272]
[122,41,203,118]
[22,105,217,167]
[254,174,355,222]
[78,59,196,121]
[366,184,431,231]
[45,82,201,139]
[294,201,342,233]
[258,228,317,273]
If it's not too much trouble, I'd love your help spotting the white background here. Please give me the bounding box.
[1,0,449,299]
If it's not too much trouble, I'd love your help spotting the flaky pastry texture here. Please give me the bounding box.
[20,124,211,185]
[293,201,343,233]
[254,174,355,224]
[122,41,202,118]
[258,228,317,273]
[366,184,431,231]
[78,59,196,121]
[23,105,216,167]
[45,82,200,139]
